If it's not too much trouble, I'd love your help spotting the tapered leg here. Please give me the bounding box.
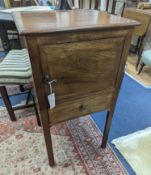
[101,29,134,148]
[101,110,114,148]
[43,126,55,166]
[0,86,16,121]
[26,37,55,167]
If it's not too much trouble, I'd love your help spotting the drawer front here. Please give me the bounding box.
[40,37,124,103]
[49,90,113,125]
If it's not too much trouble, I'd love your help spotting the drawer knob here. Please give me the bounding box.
[79,105,85,112]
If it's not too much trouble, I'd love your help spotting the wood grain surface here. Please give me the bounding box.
[13,9,139,35]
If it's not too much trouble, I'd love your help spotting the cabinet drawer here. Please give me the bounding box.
[40,37,124,104]
[49,90,113,125]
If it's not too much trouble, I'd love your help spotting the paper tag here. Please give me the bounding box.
[48,93,56,109]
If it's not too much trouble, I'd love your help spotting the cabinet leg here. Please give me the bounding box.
[43,127,55,166]
[101,110,113,148]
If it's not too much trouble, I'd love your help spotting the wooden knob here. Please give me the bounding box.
[79,105,85,112]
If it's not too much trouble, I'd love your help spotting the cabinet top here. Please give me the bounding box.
[13,9,139,35]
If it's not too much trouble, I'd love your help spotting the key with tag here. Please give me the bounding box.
[47,80,56,109]
[48,93,55,109]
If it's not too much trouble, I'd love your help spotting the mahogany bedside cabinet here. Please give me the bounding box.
[13,10,139,166]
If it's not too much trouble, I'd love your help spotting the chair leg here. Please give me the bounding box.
[136,43,144,70]
[135,36,142,54]
[31,93,41,126]
[101,110,114,148]
[26,90,31,105]
[0,86,16,121]
[138,62,145,75]
[19,85,25,92]
[136,56,141,70]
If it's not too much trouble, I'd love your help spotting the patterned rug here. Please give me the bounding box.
[126,54,151,88]
[0,107,127,175]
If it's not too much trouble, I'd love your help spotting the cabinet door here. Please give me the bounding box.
[40,37,124,103]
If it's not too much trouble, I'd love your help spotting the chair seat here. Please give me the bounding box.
[0,49,32,85]
[0,49,40,124]
[142,50,151,67]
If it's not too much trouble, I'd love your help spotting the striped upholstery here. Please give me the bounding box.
[0,49,32,85]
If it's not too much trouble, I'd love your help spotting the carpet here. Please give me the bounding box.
[0,108,127,175]
[126,54,151,88]
[0,105,34,123]
[1,74,151,174]
[112,127,151,175]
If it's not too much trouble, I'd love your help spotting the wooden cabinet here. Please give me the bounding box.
[41,37,124,124]
[13,10,139,166]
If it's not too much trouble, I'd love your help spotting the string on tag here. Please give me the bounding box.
[49,83,53,94]
[48,79,56,94]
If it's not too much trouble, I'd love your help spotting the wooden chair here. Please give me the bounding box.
[0,49,41,125]
[123,8,150,55]
[56,0,101,10]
